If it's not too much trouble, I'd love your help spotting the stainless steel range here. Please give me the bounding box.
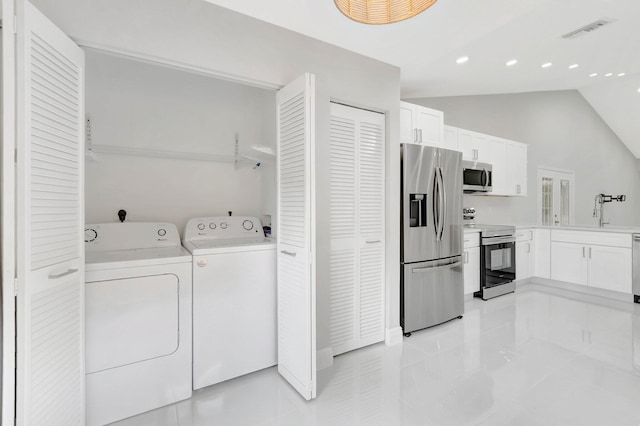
[466,224,516,300]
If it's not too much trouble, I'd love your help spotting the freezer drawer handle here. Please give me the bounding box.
[48,268,78,280]
[366,240,381,244]
[412,260,462,273]
[281,250,297,257]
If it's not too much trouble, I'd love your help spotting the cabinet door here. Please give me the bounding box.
[400,102,416,145]
[415,106,443,147]
[534,229,551,278]
[458,129,489,162]
[516,241,533,280]
[506,141,528,196]
[443,125,459,152]
[457,129,475,161]
[550,242,587,285]
[487,137,506,195]
[587,245,632,293]
[463,247,480,295]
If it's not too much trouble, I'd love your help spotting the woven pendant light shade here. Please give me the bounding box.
[334,0,438,24]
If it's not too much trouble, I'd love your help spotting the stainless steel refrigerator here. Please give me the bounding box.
[401,144,464,334]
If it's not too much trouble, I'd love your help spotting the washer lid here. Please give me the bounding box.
[86,246,192,271]
[183,237,275,255]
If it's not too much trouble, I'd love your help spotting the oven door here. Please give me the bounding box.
[482,241,516,288]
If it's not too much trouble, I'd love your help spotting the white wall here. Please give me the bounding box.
[84,49,276,231]
[32,0,403,357]
[407,90,640,227]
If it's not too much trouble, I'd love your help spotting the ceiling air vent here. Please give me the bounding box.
[562,18,616,39]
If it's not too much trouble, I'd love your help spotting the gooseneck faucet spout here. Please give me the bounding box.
[593,193,626,227]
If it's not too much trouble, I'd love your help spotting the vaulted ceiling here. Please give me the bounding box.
[204,0,640,157]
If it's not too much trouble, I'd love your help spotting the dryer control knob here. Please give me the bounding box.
[197,258,208,268]
[220,222,228,229]
[242,220,254,231]
[209,223,216,230]
[84,228,97,243]
[197,223,205,230]
[158,229,167,237]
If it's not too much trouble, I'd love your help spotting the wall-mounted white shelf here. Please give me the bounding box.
[241,145,275,164]
[87,144,268,166]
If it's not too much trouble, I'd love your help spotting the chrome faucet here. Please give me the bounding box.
[593,193,626,227]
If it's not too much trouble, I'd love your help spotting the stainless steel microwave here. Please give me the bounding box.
[462,161,492,192]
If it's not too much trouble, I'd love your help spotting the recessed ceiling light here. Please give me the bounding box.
[637,88,640,93]
[605,73,613,77]
[569,64,579,69]
[589,73,598,77]
[506,59,518,67]
[618,72,626,77]
[456,56,469,64]
[542,62,553,68]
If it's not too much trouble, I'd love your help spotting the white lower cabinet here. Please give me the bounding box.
[515,229,534,280]
[463,232,480,295]
[550,242,587,285]
[550,232,632,294]
[587,245,632,293]
[516,241,534,280]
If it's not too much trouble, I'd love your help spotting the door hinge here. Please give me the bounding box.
[14,278,18,296]
[13,16,17,34]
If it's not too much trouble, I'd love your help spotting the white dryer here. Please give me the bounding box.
[183,216,276,390]
[84,222,192,426]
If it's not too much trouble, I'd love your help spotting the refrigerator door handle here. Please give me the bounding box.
[439,167,446,241]
[431,170,440,236]
[412,260,463,273]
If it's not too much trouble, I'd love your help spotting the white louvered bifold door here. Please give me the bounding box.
[329,103,385,356]
[15,2,85,424]
[276,73,316,400]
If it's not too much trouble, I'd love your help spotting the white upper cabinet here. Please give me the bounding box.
[443,125,459,152]
[399,101,443,147]
[506,141,528,196]
[487,136,507,195]
[450,125,527,197]
[457,128,489,162]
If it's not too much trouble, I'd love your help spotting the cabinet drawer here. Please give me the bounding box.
[551,230,631,248]
[515,229,533,242]
[463,232,480,249]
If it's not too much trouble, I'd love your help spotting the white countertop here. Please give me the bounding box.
[515,224,640,234]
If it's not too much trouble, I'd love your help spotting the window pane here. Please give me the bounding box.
[542,177,553,226]
[560,179,570,225]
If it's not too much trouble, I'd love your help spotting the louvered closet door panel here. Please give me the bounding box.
[276,73,316,401]
[16,2,85,425]
[359,242,384,344]
[329,108,357,354]
[329,103,385,356]
[357,111,385,346]
[358,120,384,239]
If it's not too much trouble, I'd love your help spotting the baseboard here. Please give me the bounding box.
[316,347,334,370]
[385,326,403,346]
[519,276,634,303]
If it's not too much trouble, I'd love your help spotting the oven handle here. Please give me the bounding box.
[482,236,515,245]
[412,260,462,273]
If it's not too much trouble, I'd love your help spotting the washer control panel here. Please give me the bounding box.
[183,216,264,242]
[85,222,181,251]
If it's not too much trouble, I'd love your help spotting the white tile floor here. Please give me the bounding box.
[112,283,640,426]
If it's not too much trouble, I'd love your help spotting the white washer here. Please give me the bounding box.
[183,216,276,390]
[84,222,192,426]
